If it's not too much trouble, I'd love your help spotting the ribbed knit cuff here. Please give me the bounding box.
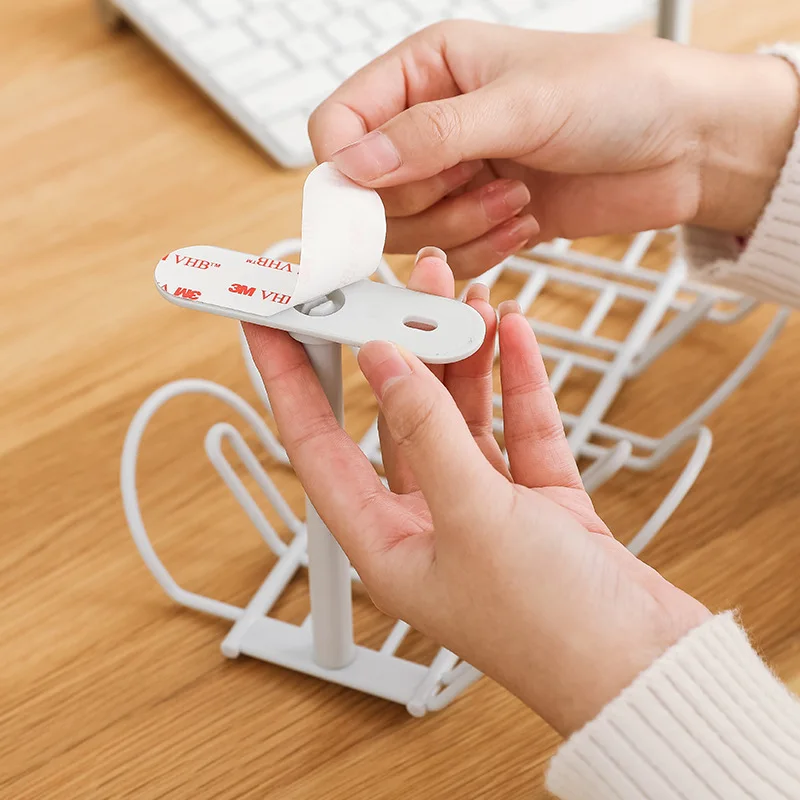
[546,612,800,800]
[682,43,800,308]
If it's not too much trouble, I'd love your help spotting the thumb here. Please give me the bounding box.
[358,341,505,526]
[331,83,524,187]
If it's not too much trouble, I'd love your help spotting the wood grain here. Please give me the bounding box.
[2,1,800,797]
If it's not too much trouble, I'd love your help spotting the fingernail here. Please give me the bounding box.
[490,214,539,256]
[331,131,401,182]
[415,246,447,264]
[465,282,490,303]
[498,300,521,318]
[480,180,530,223]
[358,341,412,401]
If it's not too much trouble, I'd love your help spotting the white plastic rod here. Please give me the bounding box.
[300,332,356,670]
[657,0,692,44]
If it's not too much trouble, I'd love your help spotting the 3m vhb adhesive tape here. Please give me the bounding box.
[154,163,386,314]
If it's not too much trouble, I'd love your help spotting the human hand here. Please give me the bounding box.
[243,251,709,735]
[310,23,799,277]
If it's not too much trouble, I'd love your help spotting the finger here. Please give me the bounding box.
[330,81,531,188]
[308,30,461,161]
[404,248,455,383]
[385,179,531,253]
[243,323,391,564]
[358,340,506,528]
[445,285,510,478]
[445,214,539,280]
[377,411,398,486]
[380,160,483,218]
[497,303,583,490]
[381,248,454,493]
[447,159,498,199]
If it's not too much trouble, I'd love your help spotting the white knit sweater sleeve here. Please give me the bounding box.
[546,613,800,799]
[682,44,800,307]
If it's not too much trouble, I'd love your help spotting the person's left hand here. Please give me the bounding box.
[243,252,709,735]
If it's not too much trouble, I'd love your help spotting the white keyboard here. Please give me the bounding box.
[104,0,657,168]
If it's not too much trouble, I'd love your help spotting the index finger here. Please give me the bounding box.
[243,323,390,563]
[308,29,459,160]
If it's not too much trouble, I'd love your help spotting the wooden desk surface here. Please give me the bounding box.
[3,1,800,797]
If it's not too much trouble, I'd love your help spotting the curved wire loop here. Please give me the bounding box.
[121,379,297,621]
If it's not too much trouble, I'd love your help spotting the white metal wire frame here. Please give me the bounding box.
[122,229,788,714]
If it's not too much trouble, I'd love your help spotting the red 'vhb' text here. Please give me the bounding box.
[161,253,220,269]
[262,290,292,304]
[245,257,294,272]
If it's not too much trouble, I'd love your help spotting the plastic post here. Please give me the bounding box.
[657,0,692,43]
[293,300,356,670]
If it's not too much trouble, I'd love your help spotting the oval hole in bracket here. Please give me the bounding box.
[403,315,438,332]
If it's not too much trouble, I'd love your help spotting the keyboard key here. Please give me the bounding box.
[287,0,334,25]
[151,1,207,39]
[242,65,339,117]
[213,47,292,92]
[283,30,332,64]
[181,24,254,64]
[196,0,245,22]
[414,9,449,27]
[266,112,313,161]
[449,1,502,23]
[330,47,376,80]
[363,0,413,33]
[372,31,409,54]
[246,7,295,41]
[326,14,373,48]
[137,0,177,8]
[401,0,450,12]
[487,0,529,13]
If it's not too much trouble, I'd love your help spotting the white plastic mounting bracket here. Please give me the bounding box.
[155,244,485,363]
[154,162,483,362]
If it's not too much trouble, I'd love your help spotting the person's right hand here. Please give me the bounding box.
[310,23,799,277]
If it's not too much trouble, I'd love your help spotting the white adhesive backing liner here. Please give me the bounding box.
[154,162,386,315]
[297,161,386,304]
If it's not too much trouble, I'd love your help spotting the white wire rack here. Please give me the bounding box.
[122,228,788,715]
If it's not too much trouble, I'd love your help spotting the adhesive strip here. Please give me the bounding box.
[154,162,386,314]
